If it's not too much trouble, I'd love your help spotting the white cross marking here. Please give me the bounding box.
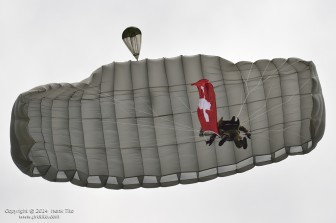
[198,86,211,122]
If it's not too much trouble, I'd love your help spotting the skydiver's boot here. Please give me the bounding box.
[206,140,212,146]
[218,136,227,146]
[206,134,216,146]
[246,132,251,139]
[234,137,243,148]
[242,137,247,149]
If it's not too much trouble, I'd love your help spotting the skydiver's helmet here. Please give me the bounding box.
[223,116,240,130]
[231,116,240,126]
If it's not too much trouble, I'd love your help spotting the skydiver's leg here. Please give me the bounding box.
[234,135,243,148]
[218,135,228,146]
[234,139,243,148]
[239,126,248,132]
[206,134,216,146]
[242,137,248,149]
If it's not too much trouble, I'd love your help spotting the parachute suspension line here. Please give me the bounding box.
[244,63,254,94]
[175,96,200,134]
[72,84,196,133]
[116,132,202,144]
[241,77,312,126]
[72,59,302,137]
[240,87,244,105]
[81,62,285,136]
[236,63,256,118]
[108,97,196,132]
[236,61,269,118]
[249,126,308,143]
[83,81,196,132]
[244,83,274,123]
[141,101,197,132]
[103,120,196,133]
[236,59,300,118]
[251,122,310,134]
[93,86,196,132]
[249,59,304,123]
[176,96,191,112]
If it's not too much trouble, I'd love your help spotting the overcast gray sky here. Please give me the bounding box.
[1,0,335,222]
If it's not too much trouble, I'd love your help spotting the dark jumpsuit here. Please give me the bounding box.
[203,116,250,149]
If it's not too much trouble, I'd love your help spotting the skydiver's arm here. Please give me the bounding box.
[199,128,204,137]
[239,126,251,139]
[239,126,248,133]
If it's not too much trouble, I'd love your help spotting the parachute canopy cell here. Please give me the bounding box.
[10,55,325,189]
[122,26,142,60]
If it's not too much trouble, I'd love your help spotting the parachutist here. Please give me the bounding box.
[200,116,251,149]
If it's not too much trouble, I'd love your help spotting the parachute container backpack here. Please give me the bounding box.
[10,53,325,189]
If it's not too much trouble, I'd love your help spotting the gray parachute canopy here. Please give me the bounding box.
[122,26,142,60]
[10,55,325,189]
